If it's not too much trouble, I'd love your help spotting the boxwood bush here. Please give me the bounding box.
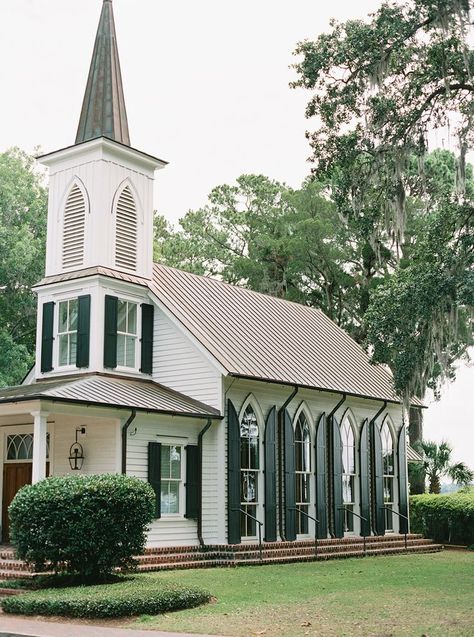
[8,474,155,580]
[410,489,474,545]
[1,577,211,618]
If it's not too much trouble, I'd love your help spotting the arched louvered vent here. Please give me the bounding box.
[115,186,137,271]
[62,184,86,269]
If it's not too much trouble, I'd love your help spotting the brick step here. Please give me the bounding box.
[0,569,35,580]
[0,560,35,573]
[137,559,232,572]
[229,534,424,552]
[135,551,228,565]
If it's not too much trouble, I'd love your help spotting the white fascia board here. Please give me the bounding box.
[38,137,166,177]
[146,288,228,378]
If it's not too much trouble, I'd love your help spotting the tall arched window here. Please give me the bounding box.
[240,405,260,537]
[381,422,395,530]
[115,186,137,271]
[341,417,356,532]
[62,184,86,269]
[295,413,311,534]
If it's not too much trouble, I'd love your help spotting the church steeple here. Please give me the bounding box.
[75,0,130,146]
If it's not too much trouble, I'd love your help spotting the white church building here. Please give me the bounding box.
[0,1,429,560]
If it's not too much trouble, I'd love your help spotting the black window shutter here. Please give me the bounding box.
[284,408,296,541]
[185,445,200,520]
[315,413,328,539]
[398,425,409,534]
[40,302,55,373]
[148,442,161,518]
[331,416,344,538]
[227,399,241,544]
[264,406,277,542]
[359,419,371,536]
[140,303,154,374]
[103,295,118,369]
[76,295,91,368]
[371,421,385,535]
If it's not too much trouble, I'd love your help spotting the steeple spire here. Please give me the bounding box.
[75,0,130,146]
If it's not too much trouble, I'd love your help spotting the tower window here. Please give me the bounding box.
[58,299,78,366]
[62,184,86,269]
[117,299,137,368]
[115,186,137,271]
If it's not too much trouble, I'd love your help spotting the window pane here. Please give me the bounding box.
[240,438,249,470]
[59,302,68,333]
[59,334,69,366]
[69,332,77,364]
[241,505,257,536]
[69,299,78,331]
[128,303,137,334]
[161,446,171,479]
[170,446,181,479]
[125,336,136,368]
[241,471,257,503]
[161,480,179,514]
[249,437,259,469]
[116,334,126,366]
[117,300,127,332]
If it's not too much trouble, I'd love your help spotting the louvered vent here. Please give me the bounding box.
[62,184,86,269]
[115,186,137,271]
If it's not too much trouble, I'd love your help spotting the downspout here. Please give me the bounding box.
[369,400,387,533]
[197,418,213,547]
[278,386,299,541]
[121,409,137,474]
[326,394,346,537]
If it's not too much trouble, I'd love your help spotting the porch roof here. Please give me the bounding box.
[0,373,221,419]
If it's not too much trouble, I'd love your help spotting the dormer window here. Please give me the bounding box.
[115,186,137,272]
[58,299,78,367]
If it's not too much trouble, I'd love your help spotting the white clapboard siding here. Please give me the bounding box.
[62,185,86,269]
[152,307,222,411]
[115,186,137,271]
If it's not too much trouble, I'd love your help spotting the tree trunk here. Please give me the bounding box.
[408,406,425,494]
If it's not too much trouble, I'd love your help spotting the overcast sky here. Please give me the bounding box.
[1,0,472,473]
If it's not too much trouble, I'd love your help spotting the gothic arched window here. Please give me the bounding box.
[382,421,395,530]
[115,186,137,271]
[240,404,260,537]
[62,184,86,269]
[295,412,311,534]
[341,417,356,532]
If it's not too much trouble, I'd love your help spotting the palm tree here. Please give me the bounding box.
[413,440,474,494]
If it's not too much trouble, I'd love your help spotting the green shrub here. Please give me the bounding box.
[410,490,474,545]
[9,474,155,580]
[1,577,211,618]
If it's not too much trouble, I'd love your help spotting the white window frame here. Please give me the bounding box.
[55,296,79,370]
[116,298,139,372]
[159,442,185,518]
[295,412,311,536]
[381,420,396,532]
[341,415,358,534]
[239,402,261,539]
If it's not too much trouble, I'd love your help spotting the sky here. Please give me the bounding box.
[0,0,472,472]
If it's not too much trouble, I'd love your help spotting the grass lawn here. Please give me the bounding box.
[126,551,474,637]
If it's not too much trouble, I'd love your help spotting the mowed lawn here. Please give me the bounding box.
[127,551,474,637]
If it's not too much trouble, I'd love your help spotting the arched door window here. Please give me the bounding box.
[295,413,311,534]
[240,405,260,537]
[381,422,395,530]
[341,418,356,532]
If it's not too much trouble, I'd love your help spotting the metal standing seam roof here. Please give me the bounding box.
[0,374,221,418]
[34,266,151,289]
[149,263,411,405]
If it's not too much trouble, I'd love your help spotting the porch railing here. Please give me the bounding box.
[381,506,409,550]
[291,507,320,557]
[338,506,369,555]
[233,508,264,563]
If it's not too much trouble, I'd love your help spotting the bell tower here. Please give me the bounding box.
[34,0,166,381]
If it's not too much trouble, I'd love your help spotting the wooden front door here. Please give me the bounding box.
[2,463,32,543]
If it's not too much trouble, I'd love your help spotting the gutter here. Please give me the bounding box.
[197,418,213,546]
[278,386,299,541]
[121,409,137,474]
[369,401,388,427]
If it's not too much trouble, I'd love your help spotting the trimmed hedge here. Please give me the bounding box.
[9,474,155,580]
[1,578,211,618]
[410,489,474,545]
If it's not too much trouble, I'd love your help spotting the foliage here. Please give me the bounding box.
[0,148,47,387]
[410,439,474,493]
[292,1,474,400]
[410,490,474,545]
[1,576,211,618]
[8,474,155,581]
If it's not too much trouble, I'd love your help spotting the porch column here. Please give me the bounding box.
[31,411,49,483]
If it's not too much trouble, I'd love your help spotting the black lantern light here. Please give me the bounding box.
[69,427,86,471]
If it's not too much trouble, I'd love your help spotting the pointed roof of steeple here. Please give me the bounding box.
[76,0,130,146]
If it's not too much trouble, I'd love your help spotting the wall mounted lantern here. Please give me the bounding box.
[69,427,86,471]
